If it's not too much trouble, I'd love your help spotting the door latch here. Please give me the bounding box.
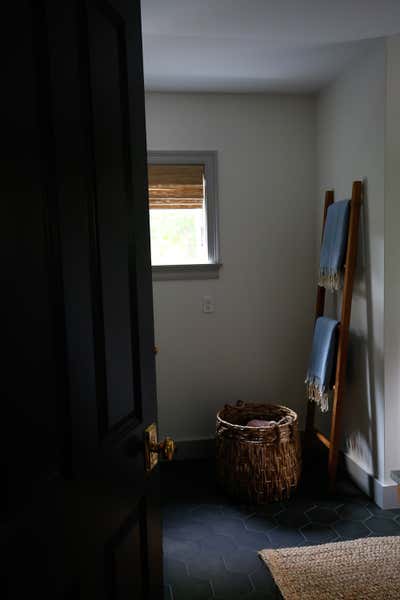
[144,423,175,471]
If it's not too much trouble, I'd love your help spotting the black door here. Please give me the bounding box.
[3,1,163,597]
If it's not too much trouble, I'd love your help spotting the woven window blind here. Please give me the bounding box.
[148,164,204,209]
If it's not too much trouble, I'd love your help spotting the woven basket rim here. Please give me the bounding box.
[217,402,298,431]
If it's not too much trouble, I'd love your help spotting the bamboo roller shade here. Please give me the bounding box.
[148,164,204,209]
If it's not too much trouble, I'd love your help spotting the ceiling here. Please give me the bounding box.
[141,0,400,93]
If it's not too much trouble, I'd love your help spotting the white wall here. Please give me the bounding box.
[385,34,400,483]
[145,93,316,441]
[316,40,386,482]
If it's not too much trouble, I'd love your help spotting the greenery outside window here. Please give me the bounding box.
[148,151,220,280]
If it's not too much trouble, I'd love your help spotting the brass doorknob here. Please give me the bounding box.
[150,436,175,461]
[144,423,175,471]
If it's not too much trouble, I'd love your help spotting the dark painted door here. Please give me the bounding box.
[3,1,162,597]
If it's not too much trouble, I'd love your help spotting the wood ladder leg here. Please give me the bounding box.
[328,181,362,490]
[328,374,345,489]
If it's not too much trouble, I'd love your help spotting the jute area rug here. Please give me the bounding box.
[259,536,400,600]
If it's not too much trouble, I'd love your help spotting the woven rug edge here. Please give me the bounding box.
[259,549,299,600]
[259,537,400,600]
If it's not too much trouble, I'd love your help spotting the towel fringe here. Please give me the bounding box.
[318,268,343,292]
[305,377,331,413]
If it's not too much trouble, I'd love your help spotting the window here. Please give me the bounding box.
[148,151,220,280]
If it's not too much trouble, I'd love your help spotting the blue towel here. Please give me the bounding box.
[319,200,350,291]
[305,316,339,412]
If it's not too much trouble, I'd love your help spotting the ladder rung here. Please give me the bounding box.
[315,429,331,449]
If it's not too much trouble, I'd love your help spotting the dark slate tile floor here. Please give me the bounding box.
[161,458,400,600]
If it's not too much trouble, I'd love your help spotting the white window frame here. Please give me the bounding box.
[148,151,221,281]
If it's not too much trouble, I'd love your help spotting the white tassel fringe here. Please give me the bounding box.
[318,269,343,292]
[305,377,330,413]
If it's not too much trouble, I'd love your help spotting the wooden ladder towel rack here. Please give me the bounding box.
[305,180,363,490]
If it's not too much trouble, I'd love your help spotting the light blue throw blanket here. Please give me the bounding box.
[305,316,339,412]
[319,200,350,291]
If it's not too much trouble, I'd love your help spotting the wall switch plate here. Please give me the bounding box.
[202,295,214,313]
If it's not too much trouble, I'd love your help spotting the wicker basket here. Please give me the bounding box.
[216,402,301,504]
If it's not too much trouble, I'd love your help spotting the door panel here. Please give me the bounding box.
[86,0,142,432]
[2,6,75,594]
[3,0,162,597]
[106,500,148,599]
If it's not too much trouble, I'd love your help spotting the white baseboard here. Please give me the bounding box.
[345,453,400,509]
[374,480,400,510]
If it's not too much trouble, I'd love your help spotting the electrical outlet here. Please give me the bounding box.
[202,295,214,313]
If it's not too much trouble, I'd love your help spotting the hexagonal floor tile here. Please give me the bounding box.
[268,526,305,548]
[276,508,310,528]
[235,528,271,550]
[249,563,277,592]
[333,519,370,540]
[199,533,237,554]
[212,518,248,536]
[223,547,261,574]
[253,501,285,518]
[306,506,338,524]
[336,503,371,521]
[164,520,214,542]
[163,557,188,586]
[211,571,253,597]
[163,536,200,561]
[163,503,197,527]
[172,578,213,600]
[191,504,224,520]
[245,514,277,532]
[315,499,345,511]
[187,549,227,579]
[221,504,256,520]
[365,503,399,520]
[365,517,400,535]
[284,497,317,512]
[301,523,337,544]
[212,518,270,549]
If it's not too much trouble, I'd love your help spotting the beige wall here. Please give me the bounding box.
[145,92,316,441]
[316,40,386,482]
[385,34,400,483]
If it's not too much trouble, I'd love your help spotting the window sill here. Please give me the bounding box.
[152,263,222,281]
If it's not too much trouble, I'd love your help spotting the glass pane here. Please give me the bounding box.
[149,207,208,265]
